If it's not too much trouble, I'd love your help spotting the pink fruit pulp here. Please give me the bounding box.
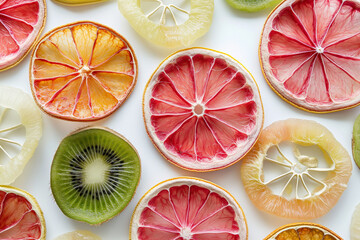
[261,0,360,112]
[144,49,263,171]
[0,0,45,70]
[136,183,246,240]
[0,190,42,239]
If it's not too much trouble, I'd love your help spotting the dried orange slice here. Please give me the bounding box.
[241,119,352,219]
[30,21,137,121]
[118,0,214,47]
[130,177,248,240]
[0,185,46,240]
[0,0,46,71]
[265,223,341,239]
[260,0,360,112]
[143,48,263,171]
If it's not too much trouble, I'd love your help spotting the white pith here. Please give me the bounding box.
[143,48,263,170]
[260,0,360,111]
[0,0,45,69]
[131,178,247,240]
[0,87,42,185]
[83,156,110,185]
[267,224,340,239]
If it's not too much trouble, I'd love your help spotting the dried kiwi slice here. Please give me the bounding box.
[50,127,141,225]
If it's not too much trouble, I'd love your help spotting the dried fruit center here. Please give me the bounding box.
[78,65,92,76]
[315,46,324,54]
[180,227,192,240]
[193,104,204,115]
[83,157,110,185]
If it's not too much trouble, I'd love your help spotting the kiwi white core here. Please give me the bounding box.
[83,157,110,185]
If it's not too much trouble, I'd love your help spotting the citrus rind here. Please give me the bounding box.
[54,230,102,240]
[0,86,42,185]
[225,0,282,12]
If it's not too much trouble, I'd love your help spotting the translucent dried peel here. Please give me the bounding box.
[265,223,341,240]
[54,230,101,240]
[241,119,352,219]
[260,0,360,112]
[118,0,214,47]
[0,86,42,185]
[30,21,137,121]
[53,0,107,6]
[0,185,46,240]
[0,0,46,71]
[143,47,263,171]
[226,0,282,12]
[130,177,248,240]
[352,114,360,168]
[51,126,141,225]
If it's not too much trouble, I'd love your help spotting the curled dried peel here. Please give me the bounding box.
[241,119,352,219]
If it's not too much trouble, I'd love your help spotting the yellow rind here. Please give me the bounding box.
[129,176,248,240]
[29,21,138,122]
[0,185,46,240]
[52,0,107,6]
[142,47,264,172]
[0,0,47,72]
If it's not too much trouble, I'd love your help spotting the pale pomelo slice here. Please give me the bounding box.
[30,21,137,121]
[0,185,45,240]
[351,202,360,240]
[143,48,263,171]
[130,177,248,240]
[0,86,42,185]
[265,223,341,239]
[0,0,46,71]
[241,119,352,219]
[260,0,360,112]
[54,230,101,240]
[118,0,214,47]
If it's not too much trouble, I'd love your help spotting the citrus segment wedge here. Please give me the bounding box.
[143,48,263,171]
[241,119,352,219]
[30,21,137,121]
[265,223,341,239]
[118,0,214,47]
[0,86,42,185]
[130,177,247,240]
[0,0,46,71]
[260,0,360,112]
[0,185,45,240]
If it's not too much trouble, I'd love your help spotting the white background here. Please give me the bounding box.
[0,0,359,239]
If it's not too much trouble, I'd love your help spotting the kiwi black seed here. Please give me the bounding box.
[50,126,141,225]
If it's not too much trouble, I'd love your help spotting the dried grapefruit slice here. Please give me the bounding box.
[351,202,360,240]
[143,48,263,171]
[118,0,214,47]
[0,0,46,71]
[30,21,137,121]
[260,0,360,112]
[241,119,352,219]
[265,223,341,239]
[0,86,42,185]
[130,177,248,240]
[0,185,46,240]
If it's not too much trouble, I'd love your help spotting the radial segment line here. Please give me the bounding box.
[151,112,192,117]
[193,118,199,162]
[91,70,134,78]
[90,74,118,100]
[0,12,35,28]
[139,225,179,233]
[0,19,20,47]
[319,1,344,46]
[263,171,292,185]
[69,26,84,65]
[325,51,360,61]
[0,144,12,159]
[91,47,128,69]
[270,50,316,57]
[48,40,80,67]
[312,0,318,44]
[203,71,238,105]
[152,97,193,110]
[204,114,248,136]
[87,29,99,66]
[202,117,227,154]
[282,53,316,83]
[0,124,22,133]
[163,71,193,105]
[271,30,315,49]
[148,206,182,229]
[323,54,360,83]
[35,58,78,70]
[44,75,80,105]
[264,156,292,168]
[168,190,183,228]
[318,55,331,101]
[279,174,295,196]
[0,137,21,146]
[200,58,216,102]
[0,1,38,12]
[191,205,229,231]
[71,77,85,115]
[33,72,79,82]
[290,6,316,46]
[206,99,253,111]
[324,32,360,49]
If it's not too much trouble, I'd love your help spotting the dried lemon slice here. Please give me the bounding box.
[241,119,352,219]
[118,0,214,47]
[0,86,42,184]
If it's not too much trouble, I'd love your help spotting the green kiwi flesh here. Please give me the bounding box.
[353,114,360,169]
[50,126,141,225]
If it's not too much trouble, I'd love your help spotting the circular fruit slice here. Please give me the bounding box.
[0,185,45,240]
[0,86,42,185]
[51,126,141,225]
[260,0,360,112]
[30,21,137,121]
[241,119,352,219]
[0,0,46,71]
[54,230,101,240]
[352,114,360,169]
[225,0,281,12]
[351,202,360,240]
[118,0,214,47]
[130,177,248,240]
[265,223,341,239]
[143,48,263,171]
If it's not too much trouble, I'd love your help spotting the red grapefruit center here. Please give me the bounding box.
[143,48,263,171]
[131,178,247,240]
[0,0,45,70]
[260,0,360,112]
